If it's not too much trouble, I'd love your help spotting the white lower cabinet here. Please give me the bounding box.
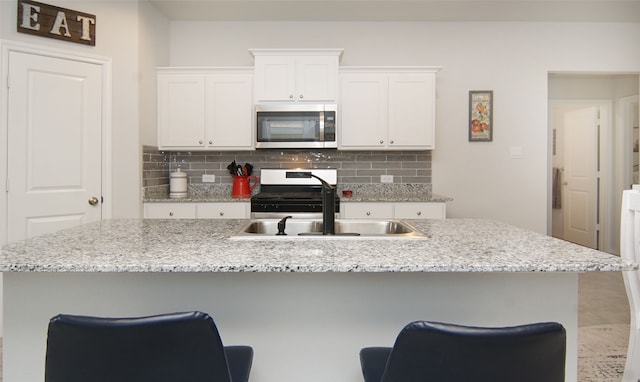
[144,203,250,219]
[144,203,197,219]
[341,202,446,219]
[144,202,443,220]
[196,203,249,219]
[341,203,393,219]
[394,203,446,219]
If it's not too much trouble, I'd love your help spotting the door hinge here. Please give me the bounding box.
[6,75,10,89]
[5,178,9,192]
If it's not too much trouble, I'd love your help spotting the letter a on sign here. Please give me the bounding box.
[17,0,96,46]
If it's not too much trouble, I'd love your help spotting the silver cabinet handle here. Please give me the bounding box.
[198,140,203,145]
[169,212,174,217]
[88,197,99,206]
[379,140,384,144]
[209,140,213,144]
[299,94,304,99]
[366,211,371,216]
[417,211,422,216]
[390,140,394,144]
[219,212,224,216]
[289,94,294,99]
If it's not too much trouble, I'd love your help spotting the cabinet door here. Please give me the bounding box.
[144,203,197,219]
[296,56,339,102]
[388,74,436,149]
[339,74,388,148]
[341,203,393,219]
[206,74,254,149]
[196,203,249,219]
[158,74,206,148]
[394,203,445,219]
[253,56,296,102]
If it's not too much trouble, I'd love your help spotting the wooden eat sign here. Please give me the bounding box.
[17,0,96,46]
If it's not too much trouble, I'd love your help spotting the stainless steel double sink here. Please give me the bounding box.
[230,219,428,239]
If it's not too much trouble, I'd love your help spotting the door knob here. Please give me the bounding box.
[88,197,99,206]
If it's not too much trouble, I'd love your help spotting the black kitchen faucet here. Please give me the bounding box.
[286,171,336,235]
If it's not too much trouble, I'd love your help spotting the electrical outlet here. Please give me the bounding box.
[202,174,216,183]
[380,175,394,183]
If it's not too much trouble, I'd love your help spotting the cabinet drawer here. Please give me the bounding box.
[196,203,249,219]
[394,203,446,219]
[341,203,393,219]
[144,203,196,219]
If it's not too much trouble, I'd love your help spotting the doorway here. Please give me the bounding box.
[549,73,640,254]
[550,101,607,249]
[1,42,111,244]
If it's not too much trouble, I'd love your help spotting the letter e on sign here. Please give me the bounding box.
[17,0,96,46]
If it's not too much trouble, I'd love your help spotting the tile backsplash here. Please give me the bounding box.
[143,146,432,196]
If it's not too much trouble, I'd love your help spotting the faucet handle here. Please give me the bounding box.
[276,216,293,236]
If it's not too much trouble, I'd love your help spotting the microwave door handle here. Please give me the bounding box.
[319,111,325,142]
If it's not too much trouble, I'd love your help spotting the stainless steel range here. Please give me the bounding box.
[251,168,340,218]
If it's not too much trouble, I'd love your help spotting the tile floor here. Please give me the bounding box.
[579,271,630,328]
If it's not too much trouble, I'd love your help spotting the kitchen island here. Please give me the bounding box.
[1,218,635,382]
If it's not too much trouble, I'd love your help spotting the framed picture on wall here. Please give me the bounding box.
[469,90,493,142]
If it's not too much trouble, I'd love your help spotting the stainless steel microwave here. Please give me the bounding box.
[255,104,337,149]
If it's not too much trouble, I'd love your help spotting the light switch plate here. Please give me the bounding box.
[510,146,523,159]
[381,175,394,183]
[202,174,216,183]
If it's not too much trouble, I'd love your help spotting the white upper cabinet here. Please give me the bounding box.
[158,73,206,148]
[206,74,253,148]
[157,68,254,150]
[339,67,440,150]
[340,74,388,147]
[388,74,436,148]
[251,49,343,103]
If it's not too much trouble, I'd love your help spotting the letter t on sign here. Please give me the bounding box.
[17,0,96,46]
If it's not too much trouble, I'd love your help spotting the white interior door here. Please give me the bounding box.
[7,51,103,242]
[563,106,599,249]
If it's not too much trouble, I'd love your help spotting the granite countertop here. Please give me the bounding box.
[143,184,453,203]
[144,194,451,203]
[145,195,250,203]
[0,218,633,273]
[339,193,451,203]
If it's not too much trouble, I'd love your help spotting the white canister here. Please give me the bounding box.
[169,168,188,199]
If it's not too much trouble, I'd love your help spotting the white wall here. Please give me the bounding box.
[169,21,640,232]
[138,0,170,147]
[0,0,143,219]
